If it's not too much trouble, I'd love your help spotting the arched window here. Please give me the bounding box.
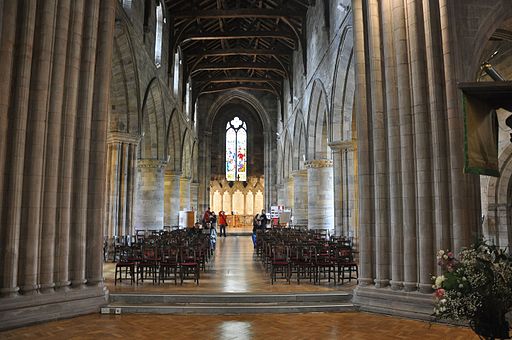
[154,2,163,67]
[226,117,247,182]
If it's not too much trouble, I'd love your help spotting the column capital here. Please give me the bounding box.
[180,176,191,182]
[107,132,141,145]
[305,159,333,169]
[329,139,356,151]
[291,169,308,178]
[137,159,167,169]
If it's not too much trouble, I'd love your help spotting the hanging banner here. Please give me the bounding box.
[463,94,499,176]
[460,81,512,177]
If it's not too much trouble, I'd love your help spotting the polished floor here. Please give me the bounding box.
[0,235,478,339]
[105,235,353,293]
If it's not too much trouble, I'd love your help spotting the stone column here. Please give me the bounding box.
[164,171,181,226]
[276,183,285,206]
[392,0,418,292]
[368,0,390,289]
[39,0,72,293]
[306,160,334,232]
[286,176,294,210]
[292,170,308,225]
[329,141,345,236]
[406,0,434,293]
[86,0,116,286]
[180,176,191,211]
[0,0,37,298]
[189,181,199,215]
[198,131,211,214]
[18,0,58,296]
[381,0,403,291]
[134,159,166,230]
[104,132,139,237]
[70,0,100,289]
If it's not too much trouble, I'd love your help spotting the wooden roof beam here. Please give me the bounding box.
[170,9,302,19]
[180,31,297,44]
[191,61,287,75]
[199,84,279,95]
[185,47,292,57]
[195,77,282,84]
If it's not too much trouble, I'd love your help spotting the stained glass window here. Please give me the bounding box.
[226,117,247,181]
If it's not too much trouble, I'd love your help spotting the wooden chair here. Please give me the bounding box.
[159,246,179,285]
[115,246,136,285]
[137,246,160,284]
[270,244,291,284]
[335,246,358,284]
[179,247,200,285]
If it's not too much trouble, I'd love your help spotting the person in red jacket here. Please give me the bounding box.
[218,210,227,237]
[202,207,212,228]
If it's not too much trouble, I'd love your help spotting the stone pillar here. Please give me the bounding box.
[180,176,191,211]
[330,142,344,236]
[368,0,390,289]
[286,176,294,210]
[164,171,181,226]
[276,183,285,206]
[292,170,308,226]
[39,0,72,293]
[134,160,166,230]
[86,0,116,286]
[104,133,139,237]
[18,0,57,296]
[190,181,199,215]
[0,0,37,298]
[0,0,112,329]
[306,160,334,232]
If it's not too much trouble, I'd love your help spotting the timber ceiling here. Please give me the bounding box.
[165,0,313,103]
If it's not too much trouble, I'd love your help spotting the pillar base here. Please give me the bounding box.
[0,284,108,331]
[353,285,434,321]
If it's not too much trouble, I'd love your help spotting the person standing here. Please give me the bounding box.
[202,207,212,228]
[218,210,227,237]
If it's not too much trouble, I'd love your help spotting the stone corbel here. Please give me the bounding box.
[137,159,167,168]
[328,140,356,151]
[304,159,333,168]
[107,132,142,145]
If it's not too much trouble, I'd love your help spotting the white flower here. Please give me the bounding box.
[435,275,445,288]
[440,299,446,304]
[438,250,445,256]
[458,284,463,288]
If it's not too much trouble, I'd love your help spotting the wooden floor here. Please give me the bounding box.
[0,311,477,339]
[0,236,478,339]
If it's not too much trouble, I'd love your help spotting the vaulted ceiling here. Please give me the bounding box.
[165,0,313,104]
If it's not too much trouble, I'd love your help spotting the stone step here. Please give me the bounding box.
[103,302,355,315]
[109,292,352,304]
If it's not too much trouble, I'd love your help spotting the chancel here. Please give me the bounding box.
[1,0,511,338]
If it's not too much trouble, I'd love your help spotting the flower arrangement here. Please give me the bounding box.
[432,240,512,339]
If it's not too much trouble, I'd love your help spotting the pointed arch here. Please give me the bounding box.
[110,16,141,134]
[165,108,182,171]
[181,129,193,179]
[330,25,355,142]
[140,77,166,159]
[293,110,307,171]
[307,79,330,160]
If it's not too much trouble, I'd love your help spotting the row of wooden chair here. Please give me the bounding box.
[256,229,358,285]
[114,230,212,286]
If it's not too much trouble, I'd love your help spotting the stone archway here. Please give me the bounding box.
[104,16,142,239]
[133,79,167,230]
[198,90,275,215]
